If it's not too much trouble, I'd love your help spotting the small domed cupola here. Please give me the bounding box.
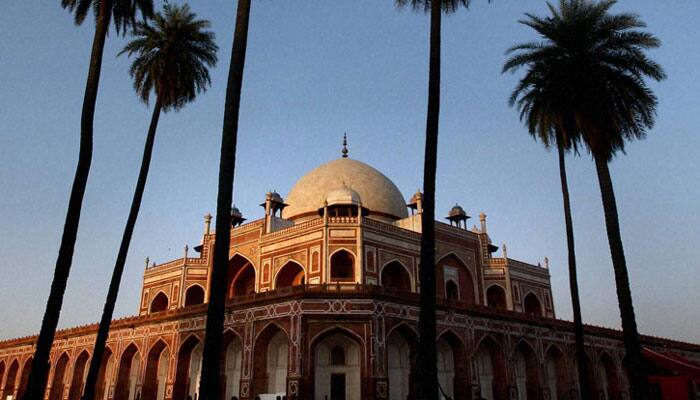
[320,183,367,218]
[231,206,246,227]
[445,203,470,229]
[325,184,361,207]
[407,190,424,215]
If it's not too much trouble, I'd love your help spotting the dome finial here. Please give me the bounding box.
[341,133,348,158]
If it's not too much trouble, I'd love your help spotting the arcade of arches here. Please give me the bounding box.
[2,155,698,400]
[0,320,641,400]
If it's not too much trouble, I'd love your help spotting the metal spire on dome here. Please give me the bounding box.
[341,133,348,158]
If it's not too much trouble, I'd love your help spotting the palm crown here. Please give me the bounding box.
[395,0,471,13]
[504,0,665,160]
[119,3,218,112]
[61,0,154,34]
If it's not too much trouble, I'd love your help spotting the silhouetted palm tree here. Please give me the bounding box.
[198,1,252,400]
[394,1,470,399]
[503,50,591,397]
[23,2,153,399]
[80,5,217,400]
[504,1,665,398]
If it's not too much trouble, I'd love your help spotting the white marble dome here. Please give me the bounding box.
[283,158,408,221]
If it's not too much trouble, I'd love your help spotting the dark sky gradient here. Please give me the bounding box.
[1,1,698,342]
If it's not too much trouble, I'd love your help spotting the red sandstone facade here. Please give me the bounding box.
[1,157,698,400]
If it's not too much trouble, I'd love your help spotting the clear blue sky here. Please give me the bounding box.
[1,1,698,343]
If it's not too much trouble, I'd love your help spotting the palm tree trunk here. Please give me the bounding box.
[416,3,441,400]
[199,1,251,400]
[593,153,650,399]
[81,99,162,400]
[22,2,112,400]
[556,141,590,400]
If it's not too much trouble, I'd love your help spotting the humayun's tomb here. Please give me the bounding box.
[1,150,699,400]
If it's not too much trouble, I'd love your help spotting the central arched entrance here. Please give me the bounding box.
[313,331,362,400]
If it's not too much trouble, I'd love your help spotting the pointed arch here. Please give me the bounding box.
[114,343,141,400]
[513,340,541,400]
[436,330,469,400]
[16,356,33,400]
[184,285,205,306]
[436,253,478,305]
[173,335,202,400]
[150,291,169,313]
[226,253,257,298]
[2,359,20,400]
[251,322,289,398]
[380,260,413,292]
[386,324,418,400]
[486,284,507,310]
[274,260,306,289]
[523,292,543,317]
[599,352,622,400]
[544,344,568,400]
[329,248,356,282]
[475,335,508,400]
[68,350,91,400]
[220,329,244,400]
[311,327,364,400]
[48,352,70,400]
[95,346,115,400]
[142,339,170,400]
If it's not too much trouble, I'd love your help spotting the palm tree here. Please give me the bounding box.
[394,1,470,399]
[80,5,217,400]
[198,1,252,400]
[503,1,665,398]
[23,2,153,399]
[503,51,591,397]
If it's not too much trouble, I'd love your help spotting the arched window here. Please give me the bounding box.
[523,292,543,317]
[184,285,205,306]
[331,346,346,366]
[227,255,256,298]
[330,250,355,282]
[486,285,507,309]
[150,292,169,313]
[275,261,305,289]
[381,261,412,292]
[445,280,459,301]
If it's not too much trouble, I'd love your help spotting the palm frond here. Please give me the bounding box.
[504,0,664,160]
[119,2,218,111]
